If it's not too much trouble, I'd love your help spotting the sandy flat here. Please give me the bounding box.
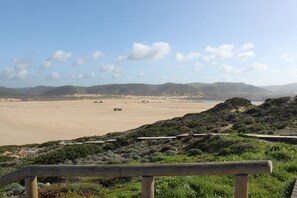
[0,97,217,145]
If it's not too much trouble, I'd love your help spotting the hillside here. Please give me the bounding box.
[0,96,297,197]
[0,82,271,100]
[262,83,297,95]
[87,84,158,96]
[119,96,297,140]
[188,82,265,94]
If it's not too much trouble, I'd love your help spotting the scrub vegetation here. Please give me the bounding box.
[0,96,297,197]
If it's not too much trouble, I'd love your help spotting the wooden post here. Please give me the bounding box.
[25,176,38,198]
[234,174,248,198]
[142,176,154,198]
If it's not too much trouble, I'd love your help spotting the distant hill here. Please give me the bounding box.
[0,82,295,100]
[262,83,297,95]
[187,82,269,100]
[0,86,18,97]
[87,84,158,96]
[188,82,264,94]
[43,85,87,96]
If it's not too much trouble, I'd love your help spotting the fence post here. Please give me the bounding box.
[25,176,38,198]
[234,174,248,198]
[142,176,154,198]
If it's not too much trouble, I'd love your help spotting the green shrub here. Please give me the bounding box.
[219,142,256,155]
[0,156,15,163]
[34,144,102,164]
[0,145,18,154]
[265,144,296,161]
[285,164,297,173]
[187,149,203,156]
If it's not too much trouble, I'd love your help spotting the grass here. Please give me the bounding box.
[0,135,296,197]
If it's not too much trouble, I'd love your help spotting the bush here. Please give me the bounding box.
[0,156,15,163]
[187,149,203,156]
[34,144,103,164]
[0,145,18,154]
[265,144,296,161]
[219,142,256,155]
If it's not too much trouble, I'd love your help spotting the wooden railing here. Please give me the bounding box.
[292,179,297,198]
[0,160,272,198]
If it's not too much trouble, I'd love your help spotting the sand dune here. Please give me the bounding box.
[0,97,217,145]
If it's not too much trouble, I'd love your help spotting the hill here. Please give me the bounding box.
[121,96,297,140]
[0,86,18,97]
[0,96,296,197]
[188,82,269,100]
[262,83,297,95]
[0,82,271,100]
[87,84,158,96]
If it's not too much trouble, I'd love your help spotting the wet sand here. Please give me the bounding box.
[0,97,217,145]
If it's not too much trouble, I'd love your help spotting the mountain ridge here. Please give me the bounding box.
[0,82,277,100]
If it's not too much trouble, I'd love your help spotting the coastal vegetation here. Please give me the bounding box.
[0,96,297,197]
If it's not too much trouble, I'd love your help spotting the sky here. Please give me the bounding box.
[1,0,297,88]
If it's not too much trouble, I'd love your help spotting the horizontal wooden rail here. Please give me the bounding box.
[137,136,177,140]
[0,160,272,198]
[244,134,297,143]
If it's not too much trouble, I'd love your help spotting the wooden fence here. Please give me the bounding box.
[0,160,272,198]
[292,179,297,198]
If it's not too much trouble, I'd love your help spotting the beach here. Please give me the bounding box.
[0,97,217,145]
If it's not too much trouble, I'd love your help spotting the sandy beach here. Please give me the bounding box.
[0,97,217,145]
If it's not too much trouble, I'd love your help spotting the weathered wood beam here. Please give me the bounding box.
[142,176,154,198]
[25,176,38,198]
[0,161,272,189]
[234,174,248,198]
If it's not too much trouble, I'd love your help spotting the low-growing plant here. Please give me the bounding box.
[34,144,103,164]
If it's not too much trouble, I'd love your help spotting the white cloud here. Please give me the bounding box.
[47,72,61,80]
[51,50,72,61]
[120,42,170,61]
[115,56,127,62]
[100,64,121,74]
[76,72,95,79]
[42,60,53,68]
[237,51,256,60]
[202,54,215,62]
[219,65,240,73]
[42,50,72,68]
[0,59,31,80]
[243,62,268,72]
[176,52,201,61]
[1,68,29,80]
[205,44,234,60]
[92,51,104,59]
[73,59,85,66]
[73,51,104,66]
[219,62,268,73]
[192,62,203,71]
[139,72,145,77]
[242,43,254,50]
[280,54,294,62]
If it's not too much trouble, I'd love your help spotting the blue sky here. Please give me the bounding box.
[1,0,297,87]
